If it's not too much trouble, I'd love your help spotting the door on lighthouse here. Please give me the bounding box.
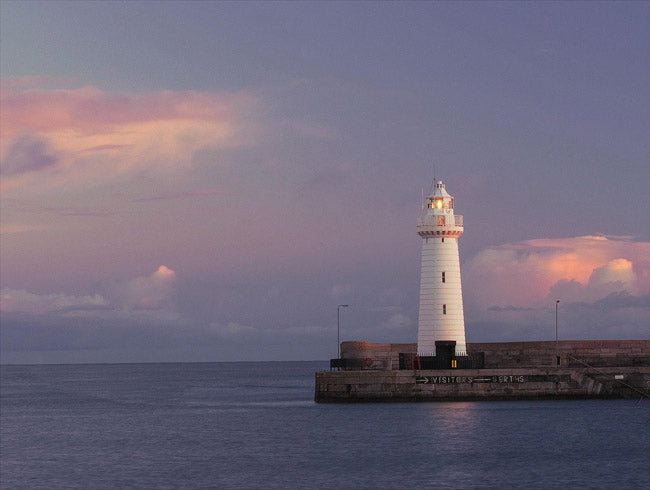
[435,341,456,368]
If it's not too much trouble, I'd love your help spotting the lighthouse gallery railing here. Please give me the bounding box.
[417,214,463,227]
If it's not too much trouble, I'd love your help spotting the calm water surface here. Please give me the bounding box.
[1,362,648,489]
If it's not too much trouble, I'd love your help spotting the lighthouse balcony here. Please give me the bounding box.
[416,215,463,236]
[417,214,463,227]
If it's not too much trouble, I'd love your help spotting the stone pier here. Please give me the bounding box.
[316,340,650,402]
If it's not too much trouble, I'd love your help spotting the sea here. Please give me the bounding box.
[1,361,648,490]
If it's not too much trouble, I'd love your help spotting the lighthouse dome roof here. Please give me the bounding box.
[427,180,452,199]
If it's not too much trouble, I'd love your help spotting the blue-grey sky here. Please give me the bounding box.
[1,1,648,363]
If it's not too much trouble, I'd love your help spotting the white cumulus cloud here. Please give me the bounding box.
[0,288,107,314]
[123,265,177,310]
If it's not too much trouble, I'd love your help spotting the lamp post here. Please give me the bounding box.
[337,304,348,359]
[555,300,560,366]
[555,300,560,341]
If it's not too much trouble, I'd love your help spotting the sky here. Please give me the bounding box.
[1,1,648,364]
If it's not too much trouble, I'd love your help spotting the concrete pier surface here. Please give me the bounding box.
[315,340,650,402]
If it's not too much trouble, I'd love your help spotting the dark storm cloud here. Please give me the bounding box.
[1,134,58,176]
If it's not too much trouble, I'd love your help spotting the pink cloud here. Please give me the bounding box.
[1,83,243,135]
[463,235,650,310]
[0,76,80,92]
[41,206,114,217]
[0,80,259,188]
[132,188,226,203]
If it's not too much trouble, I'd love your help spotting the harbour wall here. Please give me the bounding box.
[315,340,650,402]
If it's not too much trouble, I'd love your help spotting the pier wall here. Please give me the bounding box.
[317,340,650,402]
[315,366,650,402]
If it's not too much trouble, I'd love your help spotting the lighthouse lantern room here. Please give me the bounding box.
[416,180,466,356]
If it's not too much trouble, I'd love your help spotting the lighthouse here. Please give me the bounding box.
[416,180,466,356]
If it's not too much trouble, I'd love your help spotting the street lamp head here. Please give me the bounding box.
[556,300,560,304]
[339,304,348,308]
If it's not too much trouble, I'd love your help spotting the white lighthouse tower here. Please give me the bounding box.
[416,180,466,356]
